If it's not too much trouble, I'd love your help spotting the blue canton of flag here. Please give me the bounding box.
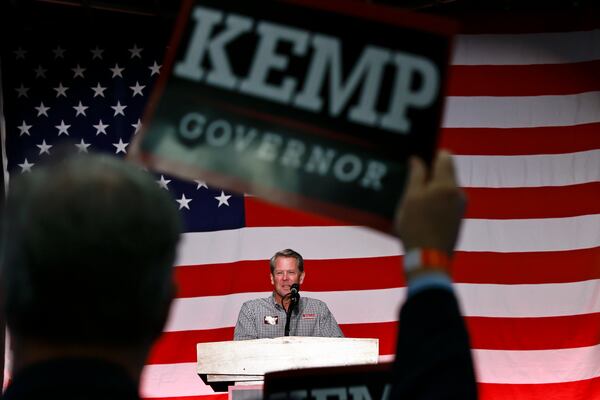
[2,40,245,233]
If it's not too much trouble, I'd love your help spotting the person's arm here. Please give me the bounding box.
[391,151,477,400]
[319,304,344,338]
[233,302,258,340]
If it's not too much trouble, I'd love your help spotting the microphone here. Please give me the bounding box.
[290,283,300,302]
[284,283,301,337]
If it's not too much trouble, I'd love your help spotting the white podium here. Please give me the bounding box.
[196,337,379,389]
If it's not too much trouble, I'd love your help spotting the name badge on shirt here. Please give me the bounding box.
[302,313,317,320]
[264,316,279,325]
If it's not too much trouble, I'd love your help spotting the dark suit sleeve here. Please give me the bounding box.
[391,288,478,400]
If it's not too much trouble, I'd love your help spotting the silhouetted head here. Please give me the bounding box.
[1,153,181,351]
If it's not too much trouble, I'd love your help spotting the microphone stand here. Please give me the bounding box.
[284,294,299,337]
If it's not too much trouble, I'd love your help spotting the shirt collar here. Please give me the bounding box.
[269,292,283,310]
[270,292,303,313]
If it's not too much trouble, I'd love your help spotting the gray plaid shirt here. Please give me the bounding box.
[233,295,344,340]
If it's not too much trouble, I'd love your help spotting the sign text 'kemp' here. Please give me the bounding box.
[175,6,440,135]
[268,384,391,400]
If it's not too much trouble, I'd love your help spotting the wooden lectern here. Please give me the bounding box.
[196,337,379,391]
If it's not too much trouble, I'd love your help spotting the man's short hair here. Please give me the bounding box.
[0,153,181,347]
[270,249,304,274]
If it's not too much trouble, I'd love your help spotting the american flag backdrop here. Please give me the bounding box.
[1,5,600,400]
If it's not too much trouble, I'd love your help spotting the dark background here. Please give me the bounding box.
[2,0,600,19]
[1,0,600,47]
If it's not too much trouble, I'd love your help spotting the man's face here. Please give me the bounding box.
[271,256,305,302]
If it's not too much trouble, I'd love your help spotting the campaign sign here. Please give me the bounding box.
[263,363,393,400]
[131,0,455,232]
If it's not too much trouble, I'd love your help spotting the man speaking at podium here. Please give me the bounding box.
[233,249,343,340]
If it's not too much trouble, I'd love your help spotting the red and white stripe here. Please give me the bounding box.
[140,20,600,400]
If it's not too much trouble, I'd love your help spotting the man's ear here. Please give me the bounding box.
[270,273,274,286]
[299,271,305,285]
